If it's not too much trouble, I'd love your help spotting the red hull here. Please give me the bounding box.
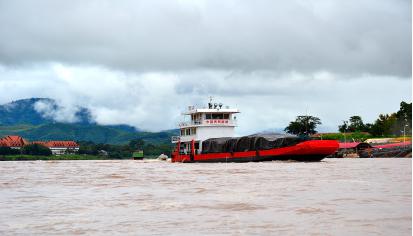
[172,140,339,163]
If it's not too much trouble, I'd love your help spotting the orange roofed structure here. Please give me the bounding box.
[0,135,29,148]
[0,136,79,155]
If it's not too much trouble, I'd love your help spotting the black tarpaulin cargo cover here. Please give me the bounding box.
[201,137,234,153]
[201,133,304,154]
[250,133,303,151]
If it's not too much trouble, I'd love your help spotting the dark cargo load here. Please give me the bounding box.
[253,134,303,150]
[233,136,252,152]
[201,137,233,153]
[202,133,304,154]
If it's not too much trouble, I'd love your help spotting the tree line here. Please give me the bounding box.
[2,101,410,157]
[285,101,412,138]
[77,139,172,159]
[0,144,52,156]
[1,139,173,159]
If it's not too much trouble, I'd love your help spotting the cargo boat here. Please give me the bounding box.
[171,100,338,163]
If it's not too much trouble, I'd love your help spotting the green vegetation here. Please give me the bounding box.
[78,139,172,159]
[318,132,373,142]
[0,98,177,145]
[0,99,411,161]
[339,101,412,137]
[0,98,60,125]
[1,137,172,161]
[285,115,322,136]
[0,124,34,133]
[338,116,370,133]
[0,146,20,155]
[0,123,177,145]
[21,144,52,156]
[284,101,411,140]
[0,154,107,161]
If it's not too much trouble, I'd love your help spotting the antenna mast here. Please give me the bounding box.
[208,96,214,109]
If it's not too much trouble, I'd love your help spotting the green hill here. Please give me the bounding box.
[0,98,92,125]
[0,98,178,145]
[0,123,177,144]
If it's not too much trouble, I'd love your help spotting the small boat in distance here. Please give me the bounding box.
[132,150,144,160]
[171,99,339,163]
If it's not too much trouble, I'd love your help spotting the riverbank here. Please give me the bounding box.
[0,155,108,161]
[0,154,164,161]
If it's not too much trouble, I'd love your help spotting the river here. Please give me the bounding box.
[0,159,411,235]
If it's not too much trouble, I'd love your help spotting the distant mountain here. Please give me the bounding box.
[0,123,177,144]
[0,98,92,125]
[0,98,177,144]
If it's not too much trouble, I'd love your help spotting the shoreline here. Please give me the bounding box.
[0,155,410,161]
[0,155,110,161]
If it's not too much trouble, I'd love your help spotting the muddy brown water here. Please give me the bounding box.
[0,159,411,235]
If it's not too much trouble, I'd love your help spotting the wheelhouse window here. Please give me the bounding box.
[212,113,223,119]
[194,114,201,124]
[205,113,231,120]
[181,128,196,136]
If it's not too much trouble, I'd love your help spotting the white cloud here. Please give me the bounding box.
[0,1,410,134]
[0,64,410,134]
[0,0,410,76]
[33,99,81,123]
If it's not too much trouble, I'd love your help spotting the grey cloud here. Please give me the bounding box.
[0,1,410,134]
[34,99,81,123]
[0,65,410,134]
[174,70,335,97]
[0,0,410,76]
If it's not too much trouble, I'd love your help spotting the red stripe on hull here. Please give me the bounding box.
[232,151,257,158]
[171,140,339,163]
[196,153,232,161]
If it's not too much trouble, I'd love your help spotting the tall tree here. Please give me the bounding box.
[369,114,398,136]
[349,116,365,131]
[338,121,348,133]
[395,101,412,136]
[339,116,368,132]
[396,101,412,122]
[285,115,321,136]
[368,102,411,136]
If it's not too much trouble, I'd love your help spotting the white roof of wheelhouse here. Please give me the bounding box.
[182,108,240,115]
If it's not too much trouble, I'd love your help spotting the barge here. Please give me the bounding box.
[171,100,338,163]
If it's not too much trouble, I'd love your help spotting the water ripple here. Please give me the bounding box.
[0,159,411,235]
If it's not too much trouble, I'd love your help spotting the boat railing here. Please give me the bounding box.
[179,119,237,127]
[171,136,180,143]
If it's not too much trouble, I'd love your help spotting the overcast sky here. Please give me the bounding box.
[0,0,411,134]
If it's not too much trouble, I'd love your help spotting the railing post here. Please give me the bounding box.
[177,140,181,159]
[190,139,195,162]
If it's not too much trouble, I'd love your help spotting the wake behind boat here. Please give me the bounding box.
[171,100,338,163]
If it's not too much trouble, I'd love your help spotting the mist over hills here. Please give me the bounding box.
[0,98,92,125]
[0,98,176,144]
